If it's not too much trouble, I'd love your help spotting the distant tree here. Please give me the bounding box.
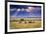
[20,19,24,21]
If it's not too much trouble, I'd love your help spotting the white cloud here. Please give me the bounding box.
[21,8,25,11]
[25,9,30,12]
[25,7,34,12]
[10,7,34,12]
[10,8,16,11]
[17,8,21,11]
[28,7,34,11]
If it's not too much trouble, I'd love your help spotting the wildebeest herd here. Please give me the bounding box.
[10,17,41,29]
[10,19,35,24]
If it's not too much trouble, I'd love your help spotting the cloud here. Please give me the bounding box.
[17,8,21,11]
[21,8,25,11]
[25,7,34,12]
[10,7,34,12]
[10,8,16,11]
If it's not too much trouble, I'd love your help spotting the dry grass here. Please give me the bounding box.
[10,18,41,29]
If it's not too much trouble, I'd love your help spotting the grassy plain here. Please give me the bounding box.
[10,17,41,29]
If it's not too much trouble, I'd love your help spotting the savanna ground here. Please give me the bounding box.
[10,17,41,29]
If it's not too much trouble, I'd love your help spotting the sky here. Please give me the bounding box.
[10,5,41,18]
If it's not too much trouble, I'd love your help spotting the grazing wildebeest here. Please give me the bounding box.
[25,21,27,24]
[29,21,32,23]
[19,21,22,23]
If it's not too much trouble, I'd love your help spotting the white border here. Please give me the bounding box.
[7,2,43,32]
